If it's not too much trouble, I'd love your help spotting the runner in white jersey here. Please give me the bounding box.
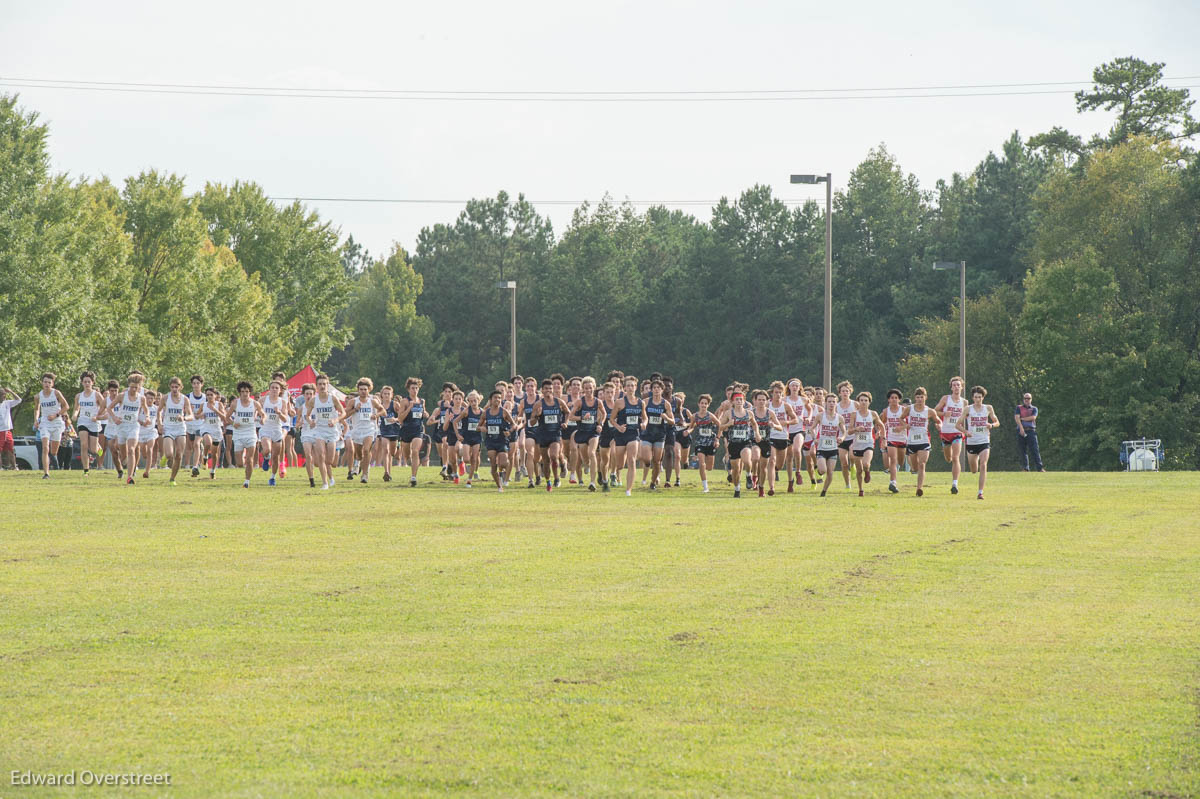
[341,377,384,484]
[33,372,71,480]
[159,376,194,485]
[881,388,908,494]
[304,373,343,489]
[105,374,148,485]
[260,380,291,486]
[268,371,292,479]
[198,387,223,478]
[224,381,264,488]
[815,393,848,498]
[185,375,206,477]
[765,382,796,495]
[935,376,967,495]
[904,386,942,497]
[137,389,161,480]
[956,385,1000,500]
[293,383,318,487]
[802,387,822,489]
[782,378,807,491]
[834,380,857,490]
[849,392,883,497]
[73,370,103,475]
[98,381,124,478]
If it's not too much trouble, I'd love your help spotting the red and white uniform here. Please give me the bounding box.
[907,406,932,446]
[852,409,874,451]
[940,396,966,441]
[965,405,992,446]
[836,399,856,444]
[817,413,840,452]
[884,406,907,447]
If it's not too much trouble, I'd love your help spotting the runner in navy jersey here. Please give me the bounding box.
[531,379,567,491]
[449,390,484,487]
[686,393,719,492]
[611,376,646,496]
[482,389,519,491]
[568,376,606,492]
[521,377,541,488]
[394,377,426,487]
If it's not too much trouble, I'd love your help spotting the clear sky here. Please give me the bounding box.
[4,0,1198,258]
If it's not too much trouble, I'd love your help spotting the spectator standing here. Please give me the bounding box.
[1014,392,1045,471]
[0,387,21,469]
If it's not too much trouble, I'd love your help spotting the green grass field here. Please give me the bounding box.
[1,467,1196,797]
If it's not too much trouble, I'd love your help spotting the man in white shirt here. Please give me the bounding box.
[0,386,22,470]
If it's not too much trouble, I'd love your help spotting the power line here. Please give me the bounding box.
[4,77,1197,102]
[13,75,1196,95]
[267,197,821,206]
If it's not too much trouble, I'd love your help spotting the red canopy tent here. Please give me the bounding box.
[262,365,347,401]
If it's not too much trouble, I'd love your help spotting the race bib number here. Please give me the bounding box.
[411,409,422,419]
[648,415,661,425]
[487,424,500,436]
[582,412,596,424]
[467,422,478,432]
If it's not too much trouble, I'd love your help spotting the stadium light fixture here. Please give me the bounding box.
[933,261,967,385]
[791,173,833,390]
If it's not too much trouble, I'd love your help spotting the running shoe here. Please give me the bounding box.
[528,479,535,489]
[191,467,199,478]
[820,489,827,497]
[734,487,741,498]
[453,475,460,485]
[951,484,958,495]
[458,461,465,476]
[864,466,871,483]
[888,483,899,494]
[170,480,177,486]
[758,487,764,497]
[674,479,680,487]
[601,482,610,493]
[625,489,632,497]
[546,481,552,493]
[41,473,49,480]
[588,483,596,492]
[360,477,368,484]
[787,480,794,493]
[858,489,864,497]
[309,478,316,488]
[977,492,984,500]
[410,476,418,487]
[242,480,250,489]
[268,477,276,487]
[916,488,924,497]
[767,488,774,497]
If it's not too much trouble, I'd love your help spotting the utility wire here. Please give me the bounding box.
[5,76,1197,102]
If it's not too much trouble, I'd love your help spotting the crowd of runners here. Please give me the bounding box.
[15,369,1003,499]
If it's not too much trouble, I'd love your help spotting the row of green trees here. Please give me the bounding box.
[3,57,1196,469]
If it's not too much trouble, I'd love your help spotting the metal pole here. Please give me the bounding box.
[824,173,833,391]
[959,260,966,385]
[510,283,518,377]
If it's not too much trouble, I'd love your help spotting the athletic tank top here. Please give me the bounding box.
[940,396,966,434]
[754,411,772,439]
[232,398,256,431]
[118,391,141,425]
[693,412,718,445]
[965,405,991,445]
[352,397,375,432]
[39,390,61,421]
[884,406,907,443]
[907,406,931,445]
[602,400,615,430]
[188,392,205,424]
[484,408,508,440]
[77,390,100,427]
[784,396,804,435]
[836,399,855,441]
[578,398,599,433]
[380,401,399,432]
[818,412,841,450]
[262,395,284,433]
[523,397,539,430]
[622,398,642,429]
[563,397,578,428]
[140,403,158,428]
[402,398,424,432]
[540,398,562,429]
[645,399,666,428]
[853,409,874,447]
[671,399,685,432]
[769,402,789,439]
[204,400,221,428]
[728,408,752,442]
[163,394,186,431]
[313,394,336,426]
[460,407,480,436]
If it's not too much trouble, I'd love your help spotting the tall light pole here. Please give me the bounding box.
[496,280,517,376]
[933,260,966,384]
[791,172,832,390]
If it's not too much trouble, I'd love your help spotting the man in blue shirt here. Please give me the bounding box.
[1014,392,1044,471]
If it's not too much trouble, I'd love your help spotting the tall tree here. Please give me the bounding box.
[197,181,352,370]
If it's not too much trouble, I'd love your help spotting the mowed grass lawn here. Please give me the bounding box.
[1,468,1197,798]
